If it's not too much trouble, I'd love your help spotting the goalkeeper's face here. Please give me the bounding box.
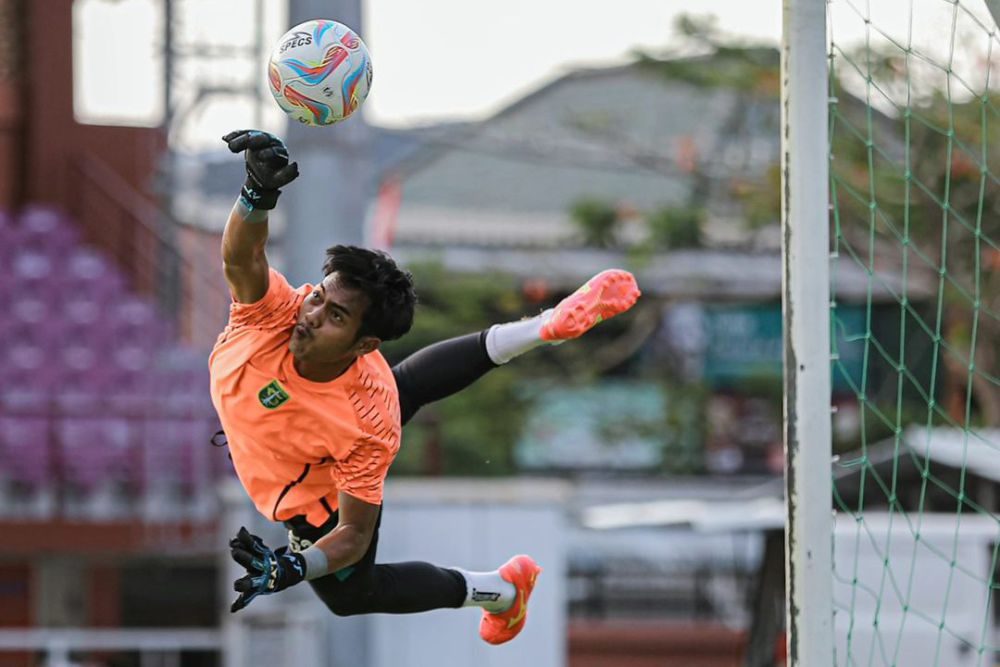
[289,273,377,364]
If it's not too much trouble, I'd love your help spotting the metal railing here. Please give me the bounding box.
[65,154,230,349]
[0,628,221,667]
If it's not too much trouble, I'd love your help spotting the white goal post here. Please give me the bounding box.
[781,0,835,665]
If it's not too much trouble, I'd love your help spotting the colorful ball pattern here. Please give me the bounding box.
[268,19,373,126]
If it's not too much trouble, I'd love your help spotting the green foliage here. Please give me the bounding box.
[646,205,704,249]
[380,262,667,476]
[569,197,620,248]
[732,164,781,229]
[661,383,708,474]
[829,45,1000,425]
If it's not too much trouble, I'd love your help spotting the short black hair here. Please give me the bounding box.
[322,245,417,341]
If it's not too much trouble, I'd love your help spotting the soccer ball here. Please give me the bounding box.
[267,19,373,126]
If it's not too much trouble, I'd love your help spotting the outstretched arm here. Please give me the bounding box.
[294,492,380,581]
[227,493,380,613]
[220,130,299,304]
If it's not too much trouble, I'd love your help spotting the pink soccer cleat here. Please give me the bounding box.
[540,269,640,342]
[479,555,542,645]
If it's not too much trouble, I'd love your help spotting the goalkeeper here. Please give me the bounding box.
[210,129,640,644]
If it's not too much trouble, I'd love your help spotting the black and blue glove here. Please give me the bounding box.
[229,527,307,612]
[222,129,300,212]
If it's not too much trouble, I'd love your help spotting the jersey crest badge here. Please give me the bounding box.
[258,379,291,409]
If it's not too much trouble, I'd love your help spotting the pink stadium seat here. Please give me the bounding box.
[0,416,52,488]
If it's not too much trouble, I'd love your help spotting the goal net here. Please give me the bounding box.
[825,0,1000,665]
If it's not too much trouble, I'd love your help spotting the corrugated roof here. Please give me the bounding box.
[389,62,781,249]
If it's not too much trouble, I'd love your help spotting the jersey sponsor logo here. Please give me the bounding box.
[471,588,501,602]
[259,379,291,409]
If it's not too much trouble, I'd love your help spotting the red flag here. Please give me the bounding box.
[369,176,402,250]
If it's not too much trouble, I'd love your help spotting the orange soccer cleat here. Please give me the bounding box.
[479,555,542,645]
[540,269,640,342]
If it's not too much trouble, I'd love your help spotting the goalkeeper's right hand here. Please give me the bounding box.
[223,129,300,213]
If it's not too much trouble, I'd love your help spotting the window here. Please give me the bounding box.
[73,0,164,126]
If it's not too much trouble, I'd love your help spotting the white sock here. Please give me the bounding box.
[456,568,516,613]
[484,309,553,365]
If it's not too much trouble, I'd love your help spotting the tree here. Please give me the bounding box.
[569,197,620,247]
[830,43,1000,426]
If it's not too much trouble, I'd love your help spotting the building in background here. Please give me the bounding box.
[0,2,944,666]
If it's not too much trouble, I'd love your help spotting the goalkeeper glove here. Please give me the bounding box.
[229,526,307,612]
[222,129,300,212]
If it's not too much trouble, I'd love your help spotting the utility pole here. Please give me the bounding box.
[281,0,373,286]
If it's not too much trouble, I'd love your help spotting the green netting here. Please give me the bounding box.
[828,0,1000,665]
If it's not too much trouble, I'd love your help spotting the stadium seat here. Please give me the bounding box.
[7,296,71,350]
[0,416,52,489]
[65,296,107,329]
[11,250,52,283]
[137,417,217,520]
[154,366,213,416]
[56,351,115,414]
[108,296,168,349]
[66,246,127,302]
[16,205,80,257]
[55,417,136,498]
[0,343,60,412]
[4,205,221,518]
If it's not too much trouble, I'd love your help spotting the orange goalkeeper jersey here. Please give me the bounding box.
[209,268,401,527]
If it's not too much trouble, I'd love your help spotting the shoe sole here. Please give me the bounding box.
[541,270,639,341]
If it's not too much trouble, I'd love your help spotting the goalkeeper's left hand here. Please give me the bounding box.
[229,527,306,613]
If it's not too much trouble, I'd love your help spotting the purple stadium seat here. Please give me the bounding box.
[0,416,52,489]
[0,343,59,411]
[153,366,212,416]
[9,296,46,326]
[60,342,99,373]
[11,250,52,283]
[65,296,107,330]
[140,419,193,490]
[112,343,154,373]
[16,205,79,257]
[7,296,71,350]
[137,417,218,518]
[66,247,126,302]
[109,296,167,349]
[55,417,136,493]
[55,350,115,414]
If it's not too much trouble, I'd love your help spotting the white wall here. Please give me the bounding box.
[833,513,999,667]
[221,478,570,667]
